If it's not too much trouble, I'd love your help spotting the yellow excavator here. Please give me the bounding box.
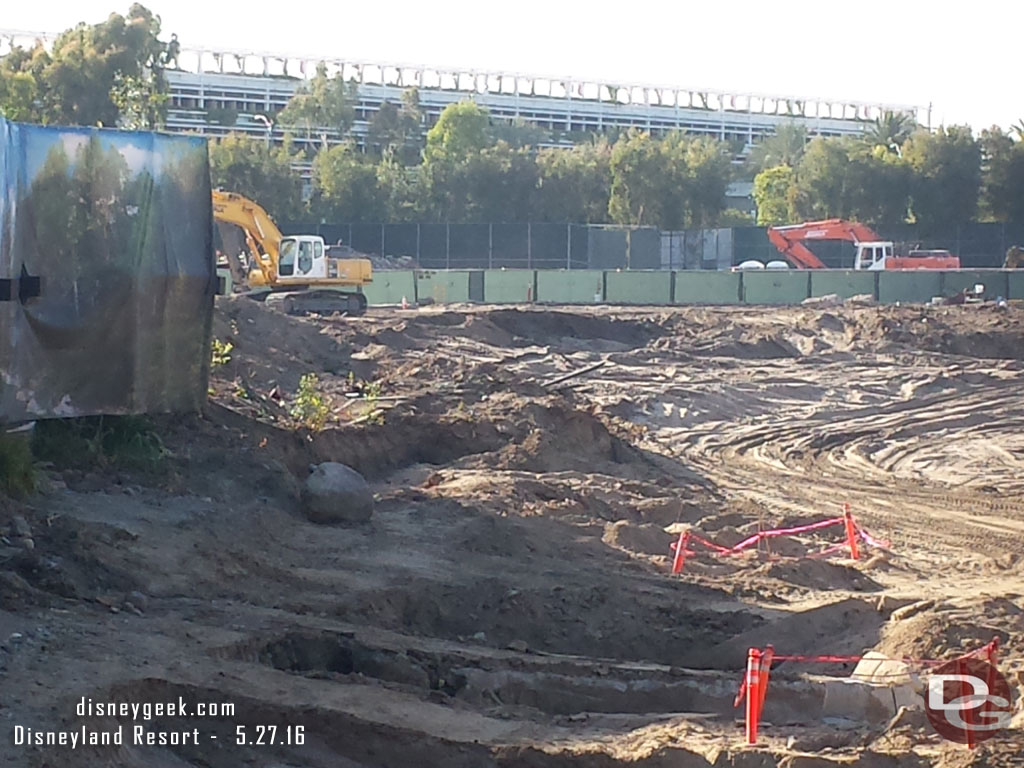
[212,190,373,315]
[1005,245,1024,269]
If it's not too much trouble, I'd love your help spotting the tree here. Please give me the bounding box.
[418,101,496,219]
[208,133,303,222]
[746,123,807,172]
[608,129,665,226]
[376,148,417,221]
[276,62,357,142]
[366,92,422,162]
[753,165,795,225]
[0,68,39,122]
[423,100,492,164]
[790,138,854,220]
[903,126,981,232]
[311,144,388,222]
[25,4,173,127]
[845,145,911,230]
[980,127,1024,225]
[461,142,539,221]
[491,118,551,149]
[683,136,733,227]
[863,110,914,153]
[535,139,613,222]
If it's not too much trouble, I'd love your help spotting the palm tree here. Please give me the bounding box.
[1012,119,1024,140]
[746,123,808,171]
[863,111,915,153]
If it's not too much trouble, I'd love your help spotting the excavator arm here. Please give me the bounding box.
[211,190,280,287]
[1005,245,1024,269]
[767,219,885,269]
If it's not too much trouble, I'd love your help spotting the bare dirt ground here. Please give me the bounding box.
[3,297,1024,767]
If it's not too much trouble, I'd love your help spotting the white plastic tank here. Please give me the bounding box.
[736,260,766,270]
[765,260,791,270]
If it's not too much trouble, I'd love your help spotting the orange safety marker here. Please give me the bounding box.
[758,645,774,727]
[671,531,691,575]
[744,648,763,744]
[843,503,859,561]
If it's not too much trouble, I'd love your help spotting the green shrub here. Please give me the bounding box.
[33,415,167,473]
[290,374,329,432]
[0,430,35,497]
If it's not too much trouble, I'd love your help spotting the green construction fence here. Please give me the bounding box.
[483,270,537,303]
[809,270,876,298]
[741,271,812,304]
[415,270,474,304]
[351,268,1024,307]
[360,271,417,305]
[536,270,605,303]
[673,271,742,304]
[605,270,672,304]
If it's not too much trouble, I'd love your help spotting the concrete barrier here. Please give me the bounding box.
[415,270,472,303]
[536,270,605,304]
[809,271,876,299]
[941,270,1009,301]
[605,270,673,304]
[483,270,536,303]
[674,271,741,304]
[876,271,942,304]
[741,271,811,304]
[360,270,417,305]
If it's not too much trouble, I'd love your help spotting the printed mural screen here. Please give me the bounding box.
[0,117,214,421]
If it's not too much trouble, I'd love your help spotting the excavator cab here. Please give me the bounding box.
[853,242,894,271]
[276,236,328,281]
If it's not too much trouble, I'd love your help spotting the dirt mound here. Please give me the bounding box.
[212,295,375,392]
[692,334,800,359]
[683,598,887,670]
[311,413,508,479]
[486,309,665,347]
[603,520,673,556]
[475,403,645,474]
[751,559,883,593]
[877,598,1023,660]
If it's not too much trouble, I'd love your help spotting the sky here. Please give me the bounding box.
[4,0,1021,133]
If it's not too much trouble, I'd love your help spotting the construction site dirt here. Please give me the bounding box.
[3,298,1024,767]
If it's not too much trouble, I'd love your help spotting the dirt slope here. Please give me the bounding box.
[2,299,1023,767]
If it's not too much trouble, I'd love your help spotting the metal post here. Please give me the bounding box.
[488,223,493,269]
[446,222,450,270]
[527,222,532,269]
[348,223,353,249]
[566,223,572,270]
[416,223,421,265]
[380,223,386,257]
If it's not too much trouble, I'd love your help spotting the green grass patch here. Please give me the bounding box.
[32,415,168,473]
[0,430,36,497]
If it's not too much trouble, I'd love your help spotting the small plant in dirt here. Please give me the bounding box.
[32,416,168,473]
[210,339,233,368]
[0,430,35,497]
[291,373,329,432]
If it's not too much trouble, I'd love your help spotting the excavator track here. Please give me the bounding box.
[265,290,368,316]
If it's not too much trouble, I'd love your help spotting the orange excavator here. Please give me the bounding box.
[766,219,961,270]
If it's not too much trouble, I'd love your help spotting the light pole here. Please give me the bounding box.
[253,114,273,147]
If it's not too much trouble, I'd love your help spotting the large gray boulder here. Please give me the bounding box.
[301,462,374,524]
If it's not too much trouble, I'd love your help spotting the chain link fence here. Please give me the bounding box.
[279,221,662,270]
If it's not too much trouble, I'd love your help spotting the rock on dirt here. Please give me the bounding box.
[302,462,375,524]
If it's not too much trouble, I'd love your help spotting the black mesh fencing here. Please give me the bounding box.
[278,222,661,270]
